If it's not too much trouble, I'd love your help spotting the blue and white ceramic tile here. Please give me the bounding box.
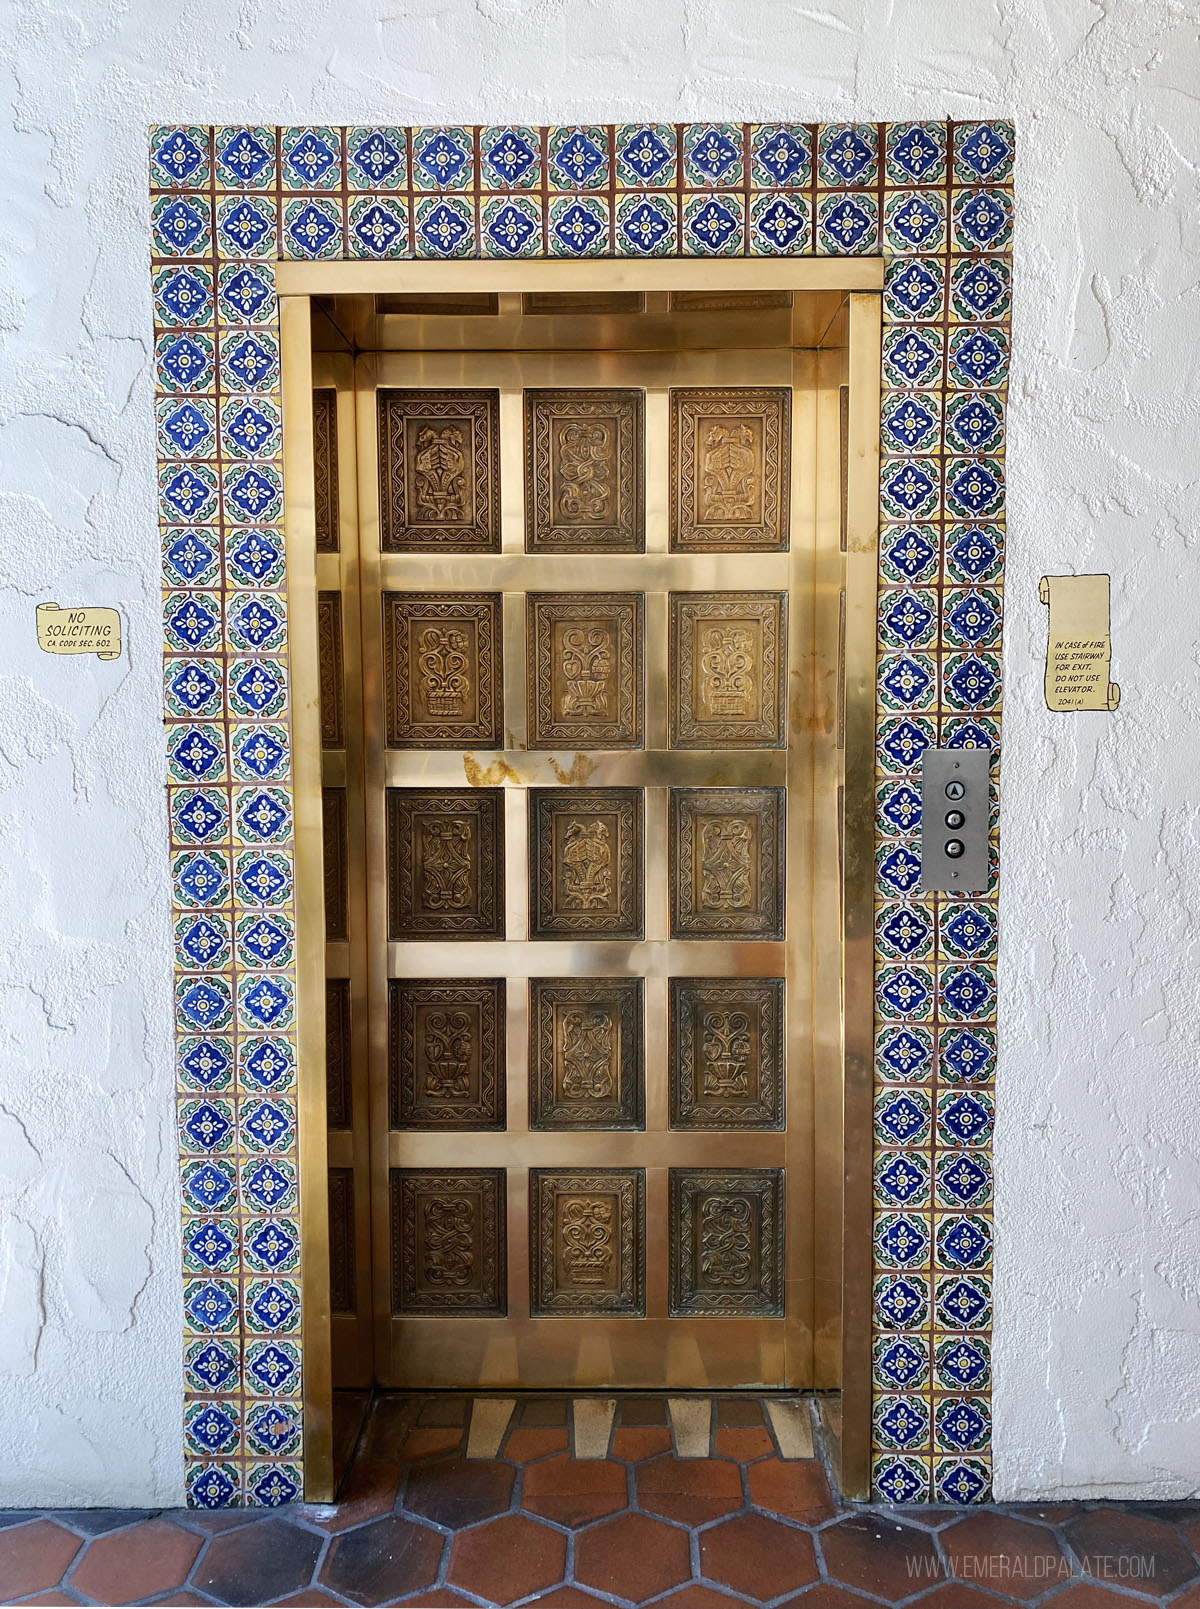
[282,127,344,192]
[348,195,410,259]
[217,195,279,260]
[614,123,677,190]
[347,127,409,192]
[152,126,211,190]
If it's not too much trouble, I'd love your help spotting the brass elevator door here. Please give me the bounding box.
[318,294,844,1392]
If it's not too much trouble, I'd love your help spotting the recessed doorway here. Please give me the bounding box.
[279,260,880,1493]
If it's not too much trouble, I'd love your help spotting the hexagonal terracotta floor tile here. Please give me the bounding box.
[448,1512,566,1604]
[700,1512,818,1601]
[320,1513,444,1604]
[574,1511,693,1601]
[1006,1503,1082,1524]
[746,1456,836,1523]
[636,1455,745,1524]
[400,1427,464,1460]
[775,1586,878,1609]
[657,1588,757,1609]
[68,1518,202,1605]
[612,1427,673,1461]
[715,1427,774,1460]
[0,1521,82,1600]
[304,1457,403,1533]
[1065,1509,1199,1597]
[521,1452,629,1526]
[403,1455,515,1528]
[394,1592,475,1607]
[820,1514,946,1598]
[1026,1588,1139,1609]
[898,1587,1015,1609]
[503,1426,570,1461]
[531,1590,613,1608]
[940,1511,1067,1601]
[191,1516,323,1604]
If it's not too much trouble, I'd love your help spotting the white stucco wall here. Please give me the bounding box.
[1,0,1196,1507]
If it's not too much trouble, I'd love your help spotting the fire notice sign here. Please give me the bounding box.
[1038,574,1120,712]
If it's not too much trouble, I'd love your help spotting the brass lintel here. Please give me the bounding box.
[277,257,884,298]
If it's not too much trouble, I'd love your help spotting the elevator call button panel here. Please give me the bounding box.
[920,748,989,892]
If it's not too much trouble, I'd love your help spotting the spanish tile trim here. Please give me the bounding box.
[149,119,1013,1507]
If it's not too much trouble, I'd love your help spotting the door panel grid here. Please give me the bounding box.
[317,316,843,1392]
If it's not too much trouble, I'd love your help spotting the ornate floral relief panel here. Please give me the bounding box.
[387,787,505,939]
[389,978,506,1131]
[328,1168,356,1314]
[530,1167,645,1316]
[313,388,339,554]
[384,592,503,748]
[391,1168,507,1316]
[527,592,643,749]
[669,786,785,940]
[670,387,791,552]
[317,591,344,748]
[321,786,348,943]
[378,389,500,552]
[529,977,644,1131]
[669,977,785,1130]
[670,591,787,749]
[669,1167,785,1316]
[324,977,351,1130]
[529,786,644,939]
[526,388,645,552]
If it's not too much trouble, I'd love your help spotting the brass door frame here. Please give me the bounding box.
[280,261,881,1501]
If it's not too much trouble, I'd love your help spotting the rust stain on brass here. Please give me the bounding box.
[547,752,598,787]
[462,754,526,787]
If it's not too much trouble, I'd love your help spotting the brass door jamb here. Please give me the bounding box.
[280,296,335,1502]
[280,264,881,1505]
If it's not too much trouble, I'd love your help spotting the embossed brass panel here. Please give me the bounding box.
[525,388,644,553]
[529,787,643,939]
[530,978,644,1131]
[530,1167,645,1316]
[384,592,503,748]
[669,786,785,939]
[670,591,787,749]
[313,388,339,553]
[378,389,500,552]
[326,977,352,1129]
[387,788,505,940]
[328,1168,356,1312]
[318,591,345,747]
[669,1167,785,1316]
[669,977,784,1130]
[322,786,348,942]
[527,593,643,749]
[670,387,791,552]
[391,1167,507,1316]
[390,978,506,1131]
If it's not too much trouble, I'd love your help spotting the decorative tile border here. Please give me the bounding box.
[149,119,1013,1506]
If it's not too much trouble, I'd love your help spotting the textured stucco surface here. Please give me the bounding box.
[1,0,1196,1506]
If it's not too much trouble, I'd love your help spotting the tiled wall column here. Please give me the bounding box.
[148,118,1013,1507]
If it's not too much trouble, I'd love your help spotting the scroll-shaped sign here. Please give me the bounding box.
[36,602,122,660]
[1038,575,1120,712]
